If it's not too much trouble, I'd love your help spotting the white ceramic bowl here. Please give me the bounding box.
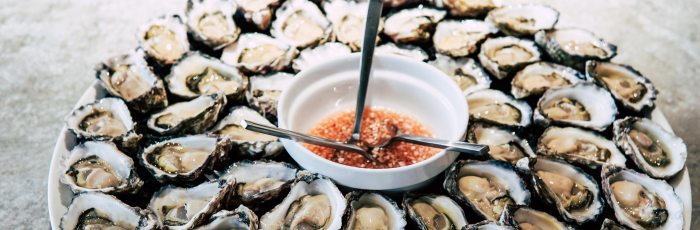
[277,53,468,191]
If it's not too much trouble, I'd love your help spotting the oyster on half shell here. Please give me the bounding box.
[324,0,381,51]
[429,54,491,96]
[140,135,232,183]
[537,126,626,169]
[292,42,352,72]
[485,4,559,37]
[431,0,503,17]
[376,43,429,61]
[247,72,294,121]
[166,51,249,101]
[195,205,259,230]
[186,0,241,50]
[137,15,190,65]
[511,61,586,99]
[463,221,515,230]
[403,192,468,230]
[271,0,333,49]
[65,98,142,153]
[499,205,571,230]
[209,106,285,159]
[235,0,281,31]
[534,82,617,132]
[148,180,236,229]
[433,20,498,58]
[342,191,407,230]
[535,28,617,71]
[586,61,658,112]
[217,160,299,212]
[147,92,227,135]
[60,192,159,230]
[221,33,299,75]
[467,123,535,165]
[467,89,532,127]
[383,6,446,45]
[478,36,541,80]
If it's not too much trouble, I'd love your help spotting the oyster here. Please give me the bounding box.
[403,192,468,230]
[485,4,559,37]
[463,221,515,230]
[613,117,687,179]
[601,165,684,230]
[533,82,617,132]
[601,219,630,230]
[511,62,586,99]
[516,157,604,224]
[209,106,285,159]
[166,52,249,101]
[259,172,347,230]
[271,0,332,49]
[324,0,381,51]
[217,160,299,212]
[430,0,502,17]
[186,0,241,50]
[60,192,160,230]
[478,37,541,80]
[443,160,530,221]
[433,20,498,58]
[467,123,535,165]
[137,15,190,65]
[429,54,491,96]
[95,48,168,114]
[59,141,143,194]
[342,191,407,230]
[292,42,352,72]
[65,98,141,152]
[195,205,259,230]
[235,0,281,31]
[148,180,236,229]
[383,7,446,44]
[221,33,299,75]
[499,205,570,230]
[247,72,294,121]
[537,126,626,169]
[376,43,429,61]
[147,92,227,135]
[141,135,232,183]
[466,89,532,127]
[535,28,617,71]
[586,61,658,112]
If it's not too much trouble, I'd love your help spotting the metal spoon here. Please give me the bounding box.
[371,125,490,155]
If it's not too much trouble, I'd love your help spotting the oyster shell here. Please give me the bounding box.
[499,205,570,230]
[324,0,381,51]
[443,160,531,221]
[221,33,299,75]
[64,98,142,153]
[430,0,503,17]
[147,92,227,135]
[95,48,168,114]
[217,160,299,212]
[533,82,617,132]
[259,172,347,230]
[186,0,241,50]
[613,117,687,179]
[59,141,143,194]
[601,165,684,230]
[271,0,333,49]
[247,72,294,121]
[292,42,352,72]
[429,54,491,96]
[535,28,617,71]
[195,205,259,230]
[137,15,190,65]
[235,0,281,31]
[166,51,249,101]
[485,4,559,37]
[600,219,630,230]
[466,89,532,127]
[467,123,535,165]
[586,61,658,112]
[463,221,515,230]
[60,192,160,230]
[140,135,232,183]
[516,157,604,224]
[376,43,429,61]
[478,36,541,80]
[209,106,285,159]
[342,191,407,230]
[511,62,586,99]
[433,20,498,58]
[537,126,626,169]
[403,192,468,230]
[148,180,236,229]
[383,6,446,44]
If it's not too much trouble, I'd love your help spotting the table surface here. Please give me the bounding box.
[1,0,697,229]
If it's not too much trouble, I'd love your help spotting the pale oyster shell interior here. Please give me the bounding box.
[467,89,532,127]
[195,205,258,230]
[60,192,159,230]
[166,52,248,99]
[209,106,284,158]
[534,28,617,71]
[383,6,446,44]
[65,98,136,139]
[403,193,467,230]
[247,72,294,119]
[140,135,227,183]
[433,19,498,57]
[429,54,491,96]
[468,123,535,164]
[221,33,298,75]
[186,0,241,50]
[485,4,559,37]
[478,36,541,79]
[147,92,227,135]
[217,160,298,196]
[345,191,406,230]
[271,0,332,48]
[375,43,429,61]
[511,61,585,99]
[59,141,142,194]
[235,0,281,30]
[148,180,233,230]
[292,42,352,72]
[534,82,617,132]
[500,205,569,230]
[137,15,190,64]
[537,126,626,169]
[324,0,379,51]
[586,61,657,112]
[431,0,504,17]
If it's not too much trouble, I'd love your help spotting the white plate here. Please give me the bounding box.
[47,81,692,229]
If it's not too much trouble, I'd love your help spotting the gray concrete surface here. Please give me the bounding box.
[0,0,697,229]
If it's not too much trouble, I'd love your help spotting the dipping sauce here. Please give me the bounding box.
[304,107,440,169]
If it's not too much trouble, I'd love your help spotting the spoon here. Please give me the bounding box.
[371,125,490,155]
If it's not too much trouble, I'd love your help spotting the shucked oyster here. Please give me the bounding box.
[600,219,630,230]
[478,36,541,80]
[586,61,658,112]
[431,0,502,17]
[516,157,604,224]
[271,0,332,49]
[444,160,530,221]
[324,0,381,51]
[141,135,232,183]
[247,72,294,122]
[383,6,446,45]
[432,20,498,58]
[221,33,299,75]
[463,221,515,230]
[343,191,407,230]
[467,89,532,127]
[148,92,227,135]
[196,205,259,230]
[217,160,298,212]
[537,126,626,169]
[613,117,687,179]
[235,0,281,31]
[209,106,285,159]
[429,54,491,96]
[601,165,684,230]
[186,0,241,50]
[137,15,190,65]
[535,28,617,71]
[166,51,249,101]
[403,192,467,230]
[65,98,141,153]
[510,61,586,99]
[376,43,429,62]
[499,205,570,230]
[292,42,352,72]
[148,180,236,229]
[534,82,617,132]
[59,141,143,195]
[60,192,159,230]
[259,172,347,230]
[95,48,168,114]
[467,123,535,165]
[485,4,559,37]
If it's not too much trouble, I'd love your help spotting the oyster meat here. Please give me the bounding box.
[141,135,232,183]
[186,0,241,50]
[431,0,502,17]
[195,205,259,230]
[499,205,570,230]
[343,191,407,230]
[59,141,143,194]
[463,221,515,230]
[147,92,227,135]
[166,51,248,101]
[148,180,235,229]
[246,72,293,121]
[586,61,658,112]
[60,192,159,230]
[429,54,491,96]
[535,28,617,71]
[383,7,446,44]
[137,15,190,65]
[324,0,381,51]
[467,123,535,165]
[65,98,141,152]
[537,126,626,169]
[403,192,468,230]
[601,219,630,230]
[217,160,298,212]
[293,42,352,72]
[209,106,285,159]
[478,36,541,80]
[466,89,532,127]
[485,4,559,37]
[235,0,281,31]
[511,61,586,99]
[433,20,498,58]
[271,0,332,49]
[376,43,429,62]
[221,33,299,75]
[534,82,617,132]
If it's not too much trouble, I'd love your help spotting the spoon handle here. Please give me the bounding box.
[393,134,490,155]
[240,120,367,154]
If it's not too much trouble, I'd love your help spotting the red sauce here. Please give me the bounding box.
[304,107,440,169]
